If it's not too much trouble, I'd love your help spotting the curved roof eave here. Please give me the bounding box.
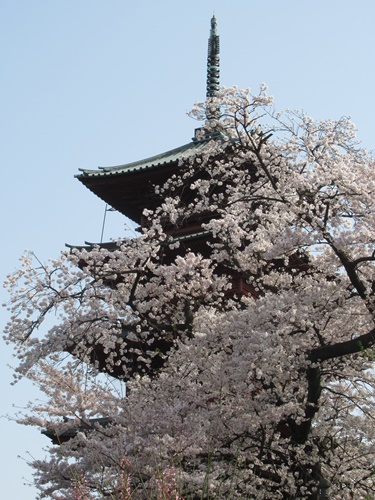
[76,140,210,179]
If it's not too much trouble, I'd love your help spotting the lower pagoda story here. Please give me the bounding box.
[66,229,260,382]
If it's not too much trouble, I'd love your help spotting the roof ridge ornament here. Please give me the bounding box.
[206,15,220,98]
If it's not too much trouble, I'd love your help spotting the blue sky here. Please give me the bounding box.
[1,1,375,498]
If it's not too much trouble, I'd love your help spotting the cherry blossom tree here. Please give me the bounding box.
[4,86,375,499]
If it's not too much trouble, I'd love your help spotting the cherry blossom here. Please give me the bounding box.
[4,86,375,498]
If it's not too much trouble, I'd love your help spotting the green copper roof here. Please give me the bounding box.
[77,139,209,178]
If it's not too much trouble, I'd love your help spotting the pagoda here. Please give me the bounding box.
[44,17,310,446]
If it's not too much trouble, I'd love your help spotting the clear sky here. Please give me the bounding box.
[1,1,375,498]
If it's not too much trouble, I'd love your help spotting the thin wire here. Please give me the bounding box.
[100,204,108,243]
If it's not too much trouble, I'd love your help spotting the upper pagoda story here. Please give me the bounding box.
[77,141,210,225]
[77,16,221,226]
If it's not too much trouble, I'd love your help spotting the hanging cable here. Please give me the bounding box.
[100,204,117,243]
[100,204,108,244]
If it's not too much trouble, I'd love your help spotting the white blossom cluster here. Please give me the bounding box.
[4,86,375,499]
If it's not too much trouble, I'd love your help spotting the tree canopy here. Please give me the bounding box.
[4,86,375,499]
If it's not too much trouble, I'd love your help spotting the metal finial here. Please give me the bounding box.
[206,15,220,98]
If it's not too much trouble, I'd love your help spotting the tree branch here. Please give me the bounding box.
[309,327,375,363]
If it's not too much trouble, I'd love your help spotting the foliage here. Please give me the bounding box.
[4,86,375,498]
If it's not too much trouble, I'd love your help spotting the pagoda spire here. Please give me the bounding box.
[206,15,220,98]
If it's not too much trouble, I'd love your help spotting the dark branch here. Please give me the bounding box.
[309,327,375,363]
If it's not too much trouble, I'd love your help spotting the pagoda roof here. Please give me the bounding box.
[77,139,209,179]
[42,417,113,445]
[76,138,214,222]
[66,229,212,252]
